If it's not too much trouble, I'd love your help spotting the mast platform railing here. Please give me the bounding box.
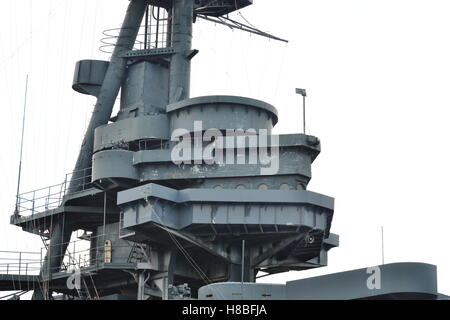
[0,251,42,276]
[14,167,94,218]
[42,233,143,275]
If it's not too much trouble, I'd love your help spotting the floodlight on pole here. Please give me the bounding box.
[296,88,307,134]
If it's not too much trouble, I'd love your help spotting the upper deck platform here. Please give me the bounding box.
[149,0,253,17]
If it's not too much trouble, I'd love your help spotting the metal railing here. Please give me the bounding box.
[138,139,169,151]
[15,167,94,217]
[0,251,42,276]
[0,234,142,277]
[100,6,171,54]
[64,167,94,194]
[42,233,145,275]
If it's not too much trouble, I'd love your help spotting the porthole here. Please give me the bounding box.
[280,183,290,190]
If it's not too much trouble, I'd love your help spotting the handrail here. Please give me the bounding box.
[0,234,144,279]
[0,250,41,255]
[45,233,143,273]
[14,167,95,217]
[0,250,42,276]
[100,9,170,54]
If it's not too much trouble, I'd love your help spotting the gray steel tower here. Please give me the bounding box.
[8,0,337,300]
[3,0,444,301]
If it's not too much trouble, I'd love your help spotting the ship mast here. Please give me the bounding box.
[12,0,338,300]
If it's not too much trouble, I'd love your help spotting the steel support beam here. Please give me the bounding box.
[70,0,148,192]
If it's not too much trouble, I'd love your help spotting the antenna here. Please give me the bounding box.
[296,88,307,135]
[381,226,385,265]
[241,239,245,283]
[196,14,289,43]
[241,239,245,300]
[14,75,29,217]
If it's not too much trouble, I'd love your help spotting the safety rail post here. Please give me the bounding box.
[58,182,64,205]
[64,172,69,196]
[18,252,22,276]
[73,238,76,270]
[46,186,50,210]
[31,191,35,216]
[40,247,43,271]
[83,168,86,191]
[16,166,96,217]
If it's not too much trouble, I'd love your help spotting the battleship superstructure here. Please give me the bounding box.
[1,0,445,300]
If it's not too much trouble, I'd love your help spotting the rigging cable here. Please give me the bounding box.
[14,75,29,216]
[140,195,211,285]
[0,1,65,70]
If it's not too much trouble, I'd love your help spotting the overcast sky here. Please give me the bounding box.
[0,0,449,296]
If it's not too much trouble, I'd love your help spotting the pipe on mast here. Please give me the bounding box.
[169,0,194,103]
[69,0,149,192]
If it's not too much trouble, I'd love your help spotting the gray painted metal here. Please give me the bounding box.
[193,0,253,17]
[92,133,319,189]
[94,150,313,187]
[167,95,278,118]
[200,282,287,300]
[285,262,438,300]
[167,95,278,132]
[39,217,72,283]
[35,0,149,300]
[72,60,110,97]
[148,0,253,17]
[117,183,334,209]
[169,0,194,103]
[201,282,286,300]
[94,115,170,152]
[0,274,40,292]
[120,189,333,232]
[119,61,169,118]
[168,95,278,117]
[69,0,148,190]
[8,0,343,300]
[120,47,177,58]
[198,263,439,300]
[9,0,444,302]
[117,182,335,280]
[95,223,134,265]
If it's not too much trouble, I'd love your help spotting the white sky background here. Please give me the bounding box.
[0,0,449,296]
